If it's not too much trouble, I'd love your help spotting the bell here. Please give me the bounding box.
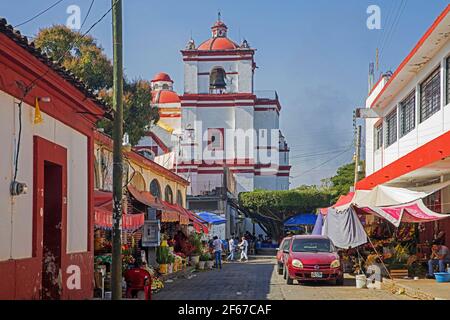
[210,68,227,89]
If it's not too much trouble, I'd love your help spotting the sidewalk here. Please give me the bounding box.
[382,278,450,300]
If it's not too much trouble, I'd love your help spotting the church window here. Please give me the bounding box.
[208,128,224,150]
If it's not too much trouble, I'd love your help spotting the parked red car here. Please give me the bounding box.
[276,236,292,275]
[283,235,344,285]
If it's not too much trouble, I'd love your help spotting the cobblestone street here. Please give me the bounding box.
[153,258,413,300]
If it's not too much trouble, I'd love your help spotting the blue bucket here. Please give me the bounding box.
[434,273,450,283]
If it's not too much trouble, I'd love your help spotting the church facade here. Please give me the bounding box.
[137,17,290,196]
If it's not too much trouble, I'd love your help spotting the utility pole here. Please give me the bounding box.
[111,0,124,301]
[354,125,362,187]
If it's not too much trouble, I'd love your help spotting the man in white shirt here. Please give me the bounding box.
[212,236,223,270]
[239,237,249,262]
[227,238,236,261]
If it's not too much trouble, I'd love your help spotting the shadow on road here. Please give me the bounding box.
[154,261,275,300]
[297,278,356,288]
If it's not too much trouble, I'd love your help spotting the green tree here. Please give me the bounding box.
[239,187,334,241]
[35,25,113,90]
[329,161,365,202]
[97,80,160,146]
[35,25,159,145]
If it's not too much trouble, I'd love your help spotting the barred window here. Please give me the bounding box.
[385,109,397,147]
[420,68,441,123]
[447,57,450,105]
[399,91,415,137]
[374,123,383,150]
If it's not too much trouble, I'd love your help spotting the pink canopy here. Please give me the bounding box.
[359,200,449,227]
[331,183,450,227]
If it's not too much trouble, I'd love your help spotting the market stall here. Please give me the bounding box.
[284,213,317,235]
[319,182,450,279]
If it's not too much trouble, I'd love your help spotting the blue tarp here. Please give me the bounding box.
[197,212,227,225]
[284,213,317,226]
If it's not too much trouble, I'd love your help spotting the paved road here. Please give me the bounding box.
[153,258,413,300]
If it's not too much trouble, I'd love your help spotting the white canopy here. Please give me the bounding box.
[334,181,450,227]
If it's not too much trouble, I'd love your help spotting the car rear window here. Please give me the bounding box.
[291,238,333,253]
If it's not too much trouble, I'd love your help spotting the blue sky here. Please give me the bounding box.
[1,0,449,187]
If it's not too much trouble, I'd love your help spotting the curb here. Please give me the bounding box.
[381,278,445,300]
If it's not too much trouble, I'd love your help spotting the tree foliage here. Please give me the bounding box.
[35,25,159,145]
[35,25,113,90]
[239,186,334,241]
[238,162,366,240]
[97,80,160,146]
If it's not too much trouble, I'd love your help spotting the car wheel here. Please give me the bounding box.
[286,274,294,285]
[283,266,287,280]
[335,276,344,286]
[277,263,283,275]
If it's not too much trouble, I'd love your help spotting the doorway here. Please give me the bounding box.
[41,161,63,300]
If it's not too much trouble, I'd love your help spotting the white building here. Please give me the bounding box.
[359,5,450,246]
[137,17,291,196]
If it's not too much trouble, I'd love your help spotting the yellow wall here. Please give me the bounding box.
[94,142,188,208]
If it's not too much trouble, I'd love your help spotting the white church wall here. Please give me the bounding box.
[184,61,198,94]
[237,59,253,93]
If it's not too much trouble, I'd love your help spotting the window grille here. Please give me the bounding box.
[420,68,441,123]
[400,91,416,137]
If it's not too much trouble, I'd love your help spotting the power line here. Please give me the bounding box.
[14,0,66,28]
[289,147,351,160]
[25,0,118,92]
[376,0,396,53]
[379,0,408,67]
[12,1,118,186]
[80,0,96,31]
[292,147,353,179]
[288,137,354,149]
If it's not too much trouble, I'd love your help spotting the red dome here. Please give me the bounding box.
[152,72,173,83]
[152,90,180,104]
[197,37,238,51]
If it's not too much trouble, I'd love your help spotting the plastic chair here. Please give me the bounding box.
[123,268,152,300]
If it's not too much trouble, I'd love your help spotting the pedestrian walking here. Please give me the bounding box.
[227,238,235,261]
[238,236,249,262]
[212,236,223,269]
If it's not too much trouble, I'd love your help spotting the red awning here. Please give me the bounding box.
[161,201,190,225]
[94,207,145,231]
[94,190,113,209]
[127,185,166,211]
[333,192,355,208]
[94,191,144,231]
[180,207,209,234]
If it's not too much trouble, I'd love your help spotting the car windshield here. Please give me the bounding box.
[291,238,333,253]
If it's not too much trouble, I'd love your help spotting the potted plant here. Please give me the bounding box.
[156,245,170,274]
[204,253,214,269]
[189,234,202,266]
[198,253,209,270]
[168,254,175,274]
